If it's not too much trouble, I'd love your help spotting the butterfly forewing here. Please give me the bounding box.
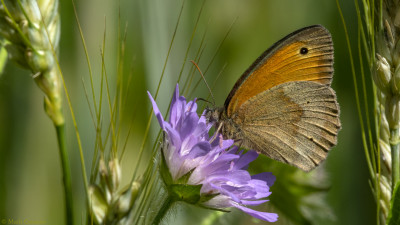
[235,81,340,171]
[209,25,341,171]
[225,25,334,116]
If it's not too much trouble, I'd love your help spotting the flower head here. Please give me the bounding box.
[147,84,278,222]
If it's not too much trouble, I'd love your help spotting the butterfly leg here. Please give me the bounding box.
[210,122,224,143]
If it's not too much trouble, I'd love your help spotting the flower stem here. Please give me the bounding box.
[151,195,175,225]
[391,128,400,191]
[55,124,74,225]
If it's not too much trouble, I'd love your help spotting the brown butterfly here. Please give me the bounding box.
[205,25,341,171]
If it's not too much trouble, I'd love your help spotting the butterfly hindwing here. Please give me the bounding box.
[235,81,340,171]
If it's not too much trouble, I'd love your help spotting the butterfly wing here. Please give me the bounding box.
[235,81,340,171]
[225,25,333,116]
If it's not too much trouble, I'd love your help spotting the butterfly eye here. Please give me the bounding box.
[300,47,308,55]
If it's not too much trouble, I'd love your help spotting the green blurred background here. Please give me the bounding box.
[0,0,374,224]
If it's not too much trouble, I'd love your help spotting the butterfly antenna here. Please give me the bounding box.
[196,97,212,104]
[190,60,216,106]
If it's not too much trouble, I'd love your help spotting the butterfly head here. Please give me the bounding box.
[204,107,223,124]
[205,107,243,142]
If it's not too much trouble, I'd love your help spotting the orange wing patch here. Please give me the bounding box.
[226,26,333,116]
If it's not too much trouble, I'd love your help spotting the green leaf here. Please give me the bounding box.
[388,183,400,225]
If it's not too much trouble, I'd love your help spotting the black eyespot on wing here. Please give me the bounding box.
[300,47,308,55]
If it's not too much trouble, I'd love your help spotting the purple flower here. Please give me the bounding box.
[147,84,278,222]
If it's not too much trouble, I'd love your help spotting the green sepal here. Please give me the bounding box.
[388,182,400,225]
[160,136,173,186]
[199,192,220,203]
[197,205,230,213]
[169,184,202,204]
[176,168,195,184]
[196,192,230,212]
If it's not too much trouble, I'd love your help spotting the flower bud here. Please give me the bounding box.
[109,158,121,192]
[26,49,53,73]
[116,181,141,216]
[47,15,60,47]
[380,199,389,220]
[380,113,390,143]
[38,0,59,25]
[384,19,395,47]
[373,54,392,95]
[376,33,392,64]
[392,64,400,94]
[0,0,64,128]
[88,185,108,225]
[98,158,110,197]
[385,95,400,129]
[377,89,387,104]
[23,23,49,49]
[22,1,41,27]
[379,139,391,172]
[379,175,391,213]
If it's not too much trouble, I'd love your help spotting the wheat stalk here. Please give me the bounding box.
[355,0,400,223]
[0,1,74,224]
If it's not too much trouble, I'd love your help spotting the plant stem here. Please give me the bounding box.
[55,124,74,225]
[0,45,7,74]
[392,128,400,191]
[151,195,175,225]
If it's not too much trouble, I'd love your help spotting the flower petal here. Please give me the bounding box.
[232,202,278,222]
[186,100,197,113]
[202,195,232,208]
[165,123,182,151]
[240,199,269,206]
[252,172,276,187]
[247,179,271,199]
[187,141,211,158]
[147,91,165,130]
[180,112,199,140]
[170,84,182,126]
[233,150,258,170]
[202,154,239,174]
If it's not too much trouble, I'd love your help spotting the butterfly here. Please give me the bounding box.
[205,25,341,171]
